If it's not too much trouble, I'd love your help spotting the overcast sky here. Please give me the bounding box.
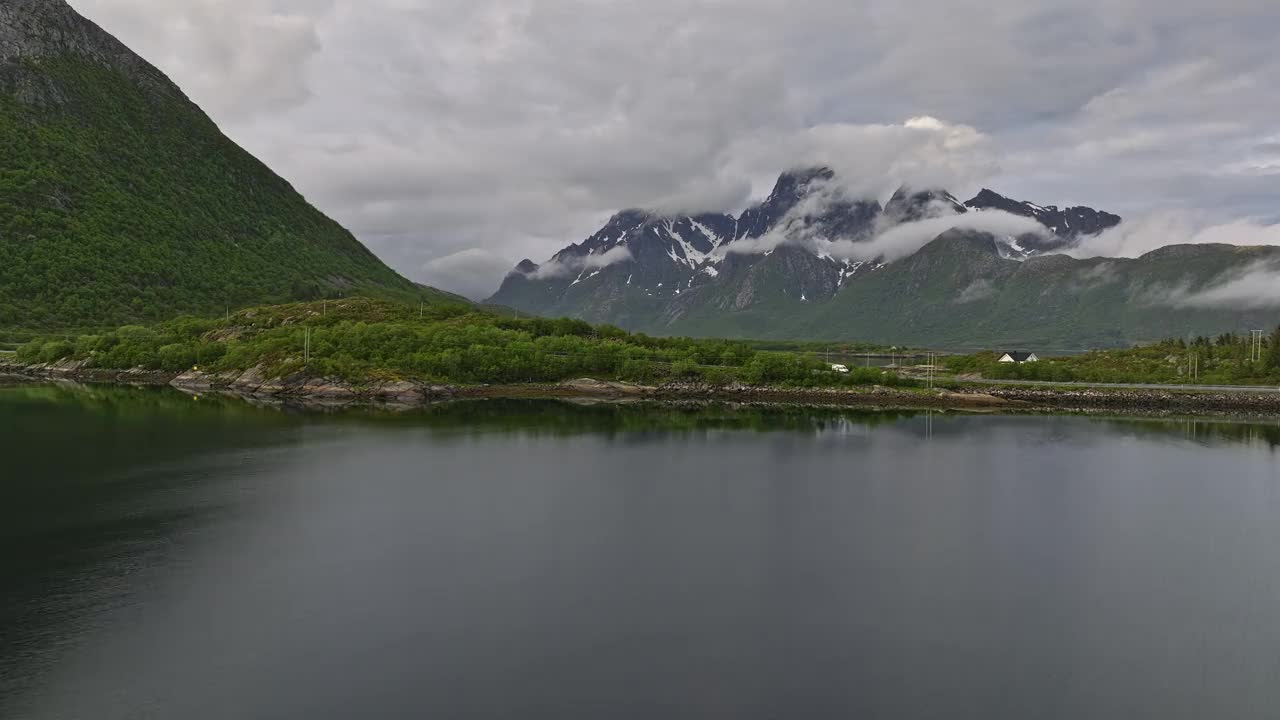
[74,0,1280,299]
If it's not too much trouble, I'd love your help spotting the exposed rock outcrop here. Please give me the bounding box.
[0,0,181,103]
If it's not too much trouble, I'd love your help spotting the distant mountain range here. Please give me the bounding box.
[0,0,460,329]
[489,168,1277,349]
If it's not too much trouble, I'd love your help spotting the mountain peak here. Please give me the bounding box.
[762,166,835,205]
[966,189,1048,216]
[1,0,182,103]
[2,0,101,58]
[606,208,651,225]
[967,188,1011,206]
[779,166,835,184]
[964,189,1121,241]
[882,186,967,224]
[2,0,81,59]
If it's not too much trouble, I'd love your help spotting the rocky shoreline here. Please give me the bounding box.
[6,358,1280,415]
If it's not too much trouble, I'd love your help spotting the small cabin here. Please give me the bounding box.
[998,351,1039,364]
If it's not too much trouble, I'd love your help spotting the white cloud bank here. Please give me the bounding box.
[419,248,517,300]
[718,193,1048,265]
[713,116,1001,211]
[1148,261,1280,309]
[1066,212,1280,259]
[529,246,634,280]
[830,209,1048,263]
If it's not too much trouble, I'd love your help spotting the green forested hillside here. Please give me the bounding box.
[0,2,458,330]
[655,234,1280,350]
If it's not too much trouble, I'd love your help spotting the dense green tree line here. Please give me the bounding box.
[17,298,916,389]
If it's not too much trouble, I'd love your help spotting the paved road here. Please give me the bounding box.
[958,377,1280,394]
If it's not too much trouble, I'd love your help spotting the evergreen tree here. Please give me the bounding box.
[1267,326,1280,370]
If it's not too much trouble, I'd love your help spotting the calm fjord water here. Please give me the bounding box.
[2,385,1279,719]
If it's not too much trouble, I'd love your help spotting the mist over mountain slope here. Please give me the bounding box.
[0,0,460,329]
[489,168,1278,349]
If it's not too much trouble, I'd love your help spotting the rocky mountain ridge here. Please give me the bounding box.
[489,168,1273,349]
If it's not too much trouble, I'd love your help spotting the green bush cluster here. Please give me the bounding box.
[17,298,918,389]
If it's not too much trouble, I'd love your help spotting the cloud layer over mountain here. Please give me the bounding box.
[1167,263,1280,310]
[74,0,1280,298]
[1068,213,1280,259]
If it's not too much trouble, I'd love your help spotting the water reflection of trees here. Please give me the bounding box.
[8,383,1280,450]
[345,399,1280,450]
[352,398,923,437]
[1100,416,1280,450]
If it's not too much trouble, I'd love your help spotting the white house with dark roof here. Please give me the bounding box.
[998,351,1039,364]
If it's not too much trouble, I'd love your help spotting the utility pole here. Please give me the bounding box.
[1252,330,1264,363]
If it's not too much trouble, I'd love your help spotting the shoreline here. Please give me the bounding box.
[8,359,1280,416]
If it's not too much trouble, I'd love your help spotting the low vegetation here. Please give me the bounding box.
[22,293,1278,391]
[15,298,919,389]
[946,329,1280,385]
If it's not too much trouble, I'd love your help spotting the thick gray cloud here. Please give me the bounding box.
[1068,213,1280,259]
[73,0,1280,299]
[1144,261,1280,309]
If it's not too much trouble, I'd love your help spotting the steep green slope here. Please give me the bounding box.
[795,234,1280,351]
[615,232,1280,351]
[0,0,459,330]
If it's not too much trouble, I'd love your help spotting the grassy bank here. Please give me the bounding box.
[14,298,919,390]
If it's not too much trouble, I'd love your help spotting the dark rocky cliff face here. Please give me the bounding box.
[0,0,180,103]
[964,188,1122,252]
